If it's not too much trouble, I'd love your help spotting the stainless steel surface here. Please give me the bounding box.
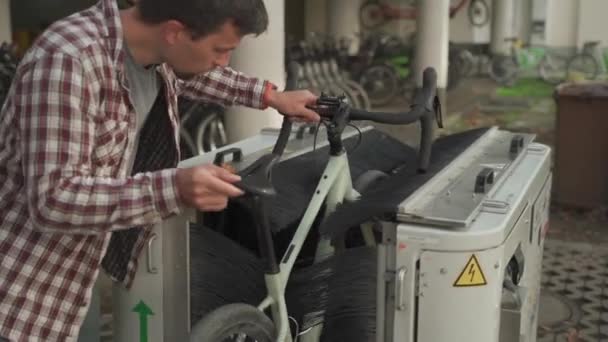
[397,127,536,227]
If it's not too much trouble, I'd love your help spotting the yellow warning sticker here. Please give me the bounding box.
[453,254,487,287]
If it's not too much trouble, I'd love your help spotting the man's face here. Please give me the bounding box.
[161,20,242,78]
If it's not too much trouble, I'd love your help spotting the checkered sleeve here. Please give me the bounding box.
[180,66,270,109]
[15,53,182,235]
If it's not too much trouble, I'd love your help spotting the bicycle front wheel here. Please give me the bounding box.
[567,54,599,81]
[538,54,568,85]
[359,64,400,106]
[359,1,385,29]
[190,304,276,342]
[489,56,518,86]
[468,0,490,27]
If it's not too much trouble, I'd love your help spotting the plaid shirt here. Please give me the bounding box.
[0,0,269,340]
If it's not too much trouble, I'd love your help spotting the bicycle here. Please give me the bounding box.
[356,32,415,106]
[0,42,18,107]
[189,65,442,342]
[178,98,227,158]
[566,40,608,81]
[489,38,569,86]
[467,0,490,27]
[359,0,469,30]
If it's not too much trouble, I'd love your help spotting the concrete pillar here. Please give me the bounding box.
[545,0,579,49]
[576,0,608,49]
[490,0,515,55]
[515,0,533,45]
[224,0,285,143]
[305,0,327,36]
[414,0,450,110]
[326,0,363,54]
[0,0,11,43]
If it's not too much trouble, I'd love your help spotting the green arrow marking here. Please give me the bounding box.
[132,300,155,342]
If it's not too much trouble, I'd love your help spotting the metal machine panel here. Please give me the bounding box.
[397,127,535,228]
[416,247,505,341]
[385,132,552,342]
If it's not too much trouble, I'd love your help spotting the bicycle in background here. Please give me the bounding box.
[566,41,608,81]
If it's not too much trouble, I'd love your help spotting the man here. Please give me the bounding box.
[0,0,319,340]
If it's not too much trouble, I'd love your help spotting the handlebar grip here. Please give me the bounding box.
[416,67,438,173]
[271,62,300,156]
[413,67,437,111]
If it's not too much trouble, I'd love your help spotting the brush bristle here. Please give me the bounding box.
[190,225,378,340]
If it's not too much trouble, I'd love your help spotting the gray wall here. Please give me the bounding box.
[1,0,11,42]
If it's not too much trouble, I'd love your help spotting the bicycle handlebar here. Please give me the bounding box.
[349,67,437,124]
[271,62,299,157]
[312,67,442,172]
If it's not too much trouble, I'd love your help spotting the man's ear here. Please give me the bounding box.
[161,20,187,45]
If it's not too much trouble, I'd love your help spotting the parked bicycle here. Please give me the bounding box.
[488,38,568,86]
[353,32,415,106]
[0,42,19,107]
[468,0,490,27]
[566,40,608,81]
[178,98,227,159]
[359,0,470,29]
[287,34,371,110]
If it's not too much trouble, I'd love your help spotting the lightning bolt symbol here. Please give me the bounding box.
[468,264,476,282]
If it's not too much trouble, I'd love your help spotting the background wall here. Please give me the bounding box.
[576,0,608,48]
[0,0,12,43]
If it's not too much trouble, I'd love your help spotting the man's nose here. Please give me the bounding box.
[214,52,231,68]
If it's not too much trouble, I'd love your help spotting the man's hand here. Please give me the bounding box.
[266,89,320,122]
[175,165,244,212]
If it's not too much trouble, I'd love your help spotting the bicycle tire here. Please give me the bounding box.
[458,50,475,78]
[566,53,599,81]
[359,1,385,29]
[196,110,223,154]
[468,0,490,27]
[359,63,400,106]
[489,55,518,86]
[343,78,372,110]
[190,303,276,342]
[538,53,567,85]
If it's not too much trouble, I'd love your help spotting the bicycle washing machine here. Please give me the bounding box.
[111,125,551,342]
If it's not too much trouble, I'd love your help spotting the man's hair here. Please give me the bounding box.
[137,0,269,38]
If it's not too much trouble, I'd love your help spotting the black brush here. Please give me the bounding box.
[320,127,491,241]
[190,223,379,339]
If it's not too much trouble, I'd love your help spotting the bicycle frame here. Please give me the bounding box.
[257,146,361,342]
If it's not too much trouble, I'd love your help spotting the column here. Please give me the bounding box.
[545,0,579,49]
[490,0,515,55]
[0,0,11,43]
[305,0,327,36]
[224,0,285,143]
[326,0,363,54]
[515,0,534,45]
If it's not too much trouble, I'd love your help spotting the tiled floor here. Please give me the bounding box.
[538,240,608,342]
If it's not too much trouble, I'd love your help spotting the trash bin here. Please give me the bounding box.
[554,82,608,209]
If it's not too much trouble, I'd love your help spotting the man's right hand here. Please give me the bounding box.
[175,164,244,212]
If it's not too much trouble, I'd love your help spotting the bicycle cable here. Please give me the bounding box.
[346,123,363,154]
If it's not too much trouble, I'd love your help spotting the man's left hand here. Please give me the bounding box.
[266,89,320,123]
